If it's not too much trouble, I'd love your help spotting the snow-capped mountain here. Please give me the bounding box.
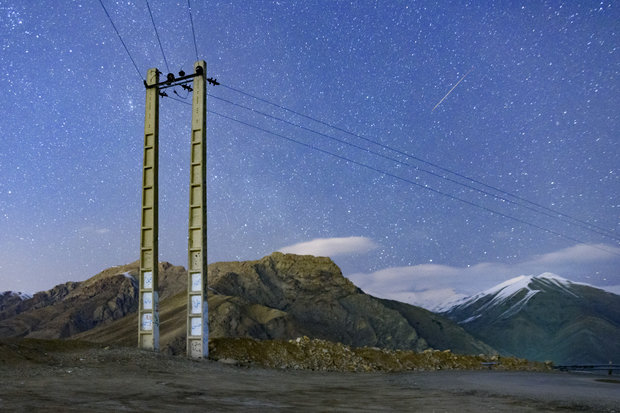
[444,273,586,322]
[0,291,33,308]
[0,291,33,323]
[0,291,33,301]
[441,273,620,365]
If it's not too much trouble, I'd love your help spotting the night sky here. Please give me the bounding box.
[1,1,618,309]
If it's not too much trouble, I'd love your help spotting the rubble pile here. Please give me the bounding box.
[209,336,551,372]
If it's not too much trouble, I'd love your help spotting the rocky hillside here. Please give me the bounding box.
[0,262,186,339]
[208,253,493,354]
[442,273,620,364]
[0,291,32,321]
[2,253,493,356]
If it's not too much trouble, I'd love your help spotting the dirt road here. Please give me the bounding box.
[1,343,618,412]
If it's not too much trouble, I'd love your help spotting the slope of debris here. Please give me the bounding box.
[209,336,551,372]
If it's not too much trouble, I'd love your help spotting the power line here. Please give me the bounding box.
[208,93,620,243]
[206,108,620,258]
[145,0,170,73]
[165,94,192,106]
[187,0,199,62]
[96,1,618,255]
[96,0,615,243]
[124,0,614,245]
[97,0,144,82]
[220,83,618,241]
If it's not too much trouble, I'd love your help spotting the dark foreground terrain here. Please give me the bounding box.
[1,339,618,412]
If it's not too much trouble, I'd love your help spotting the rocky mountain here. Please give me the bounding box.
[0,291,32,321]
[204,252,492,354]
[441,273,620,365]
[0,262,186,339]
[1,252,493,356]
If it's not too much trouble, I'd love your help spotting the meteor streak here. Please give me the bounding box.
[431,68,473,112]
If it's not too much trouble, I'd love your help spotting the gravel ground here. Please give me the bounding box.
[0,340,618,412]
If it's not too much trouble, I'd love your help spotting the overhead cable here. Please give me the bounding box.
[209,93,620,243]
[187,0,200,62]
[166,94,192,106]
[97,0,144,82]
[145,0,170,73]
[220,83,618,242]
[205,108,620,258]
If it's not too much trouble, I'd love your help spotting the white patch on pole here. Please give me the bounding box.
[191,272,201,291]
[190,317,201,336]
[143,292,153,310]
[141,313,153,331]
[191,295,202,314]
[143,271,153,289]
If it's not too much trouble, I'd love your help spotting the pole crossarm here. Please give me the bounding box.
[144,65,219,90]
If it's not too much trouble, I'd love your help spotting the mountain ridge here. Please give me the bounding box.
[0,252,493,356]
[441,272,620,364]
[442,273,586,320]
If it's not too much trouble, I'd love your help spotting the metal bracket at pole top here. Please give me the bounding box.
[144,66,219,90]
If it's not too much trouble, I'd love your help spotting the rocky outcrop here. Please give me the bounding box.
[0,262,185,339]
[0,292,32,322]
[208,252,428,351]
[0,284,78,322]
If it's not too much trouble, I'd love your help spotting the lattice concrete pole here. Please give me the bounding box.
[187,60,208,358]
[138,68,160,351]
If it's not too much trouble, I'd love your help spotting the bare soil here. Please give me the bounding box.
[1,339,618,412]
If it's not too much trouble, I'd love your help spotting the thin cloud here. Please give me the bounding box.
[530,243,620,265]
[279,236,378,257]
[348,243,620,311]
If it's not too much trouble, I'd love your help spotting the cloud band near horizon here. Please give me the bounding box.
[276,237,619,310]
[278,236,378,257]
[347,243,620,310]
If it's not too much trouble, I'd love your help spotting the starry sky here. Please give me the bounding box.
[1,1,618,309]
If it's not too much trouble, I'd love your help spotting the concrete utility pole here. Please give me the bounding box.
[138,67,160,351]
[138,61,213,356]
[186,60,209,359]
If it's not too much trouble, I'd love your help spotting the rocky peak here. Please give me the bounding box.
[0,261,187,339]
[257,252,358,295]
[209,252,358,312]
[0,292,31,322]
[207,252,431,351]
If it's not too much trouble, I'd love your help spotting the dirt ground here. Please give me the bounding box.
[1,340,619,412]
